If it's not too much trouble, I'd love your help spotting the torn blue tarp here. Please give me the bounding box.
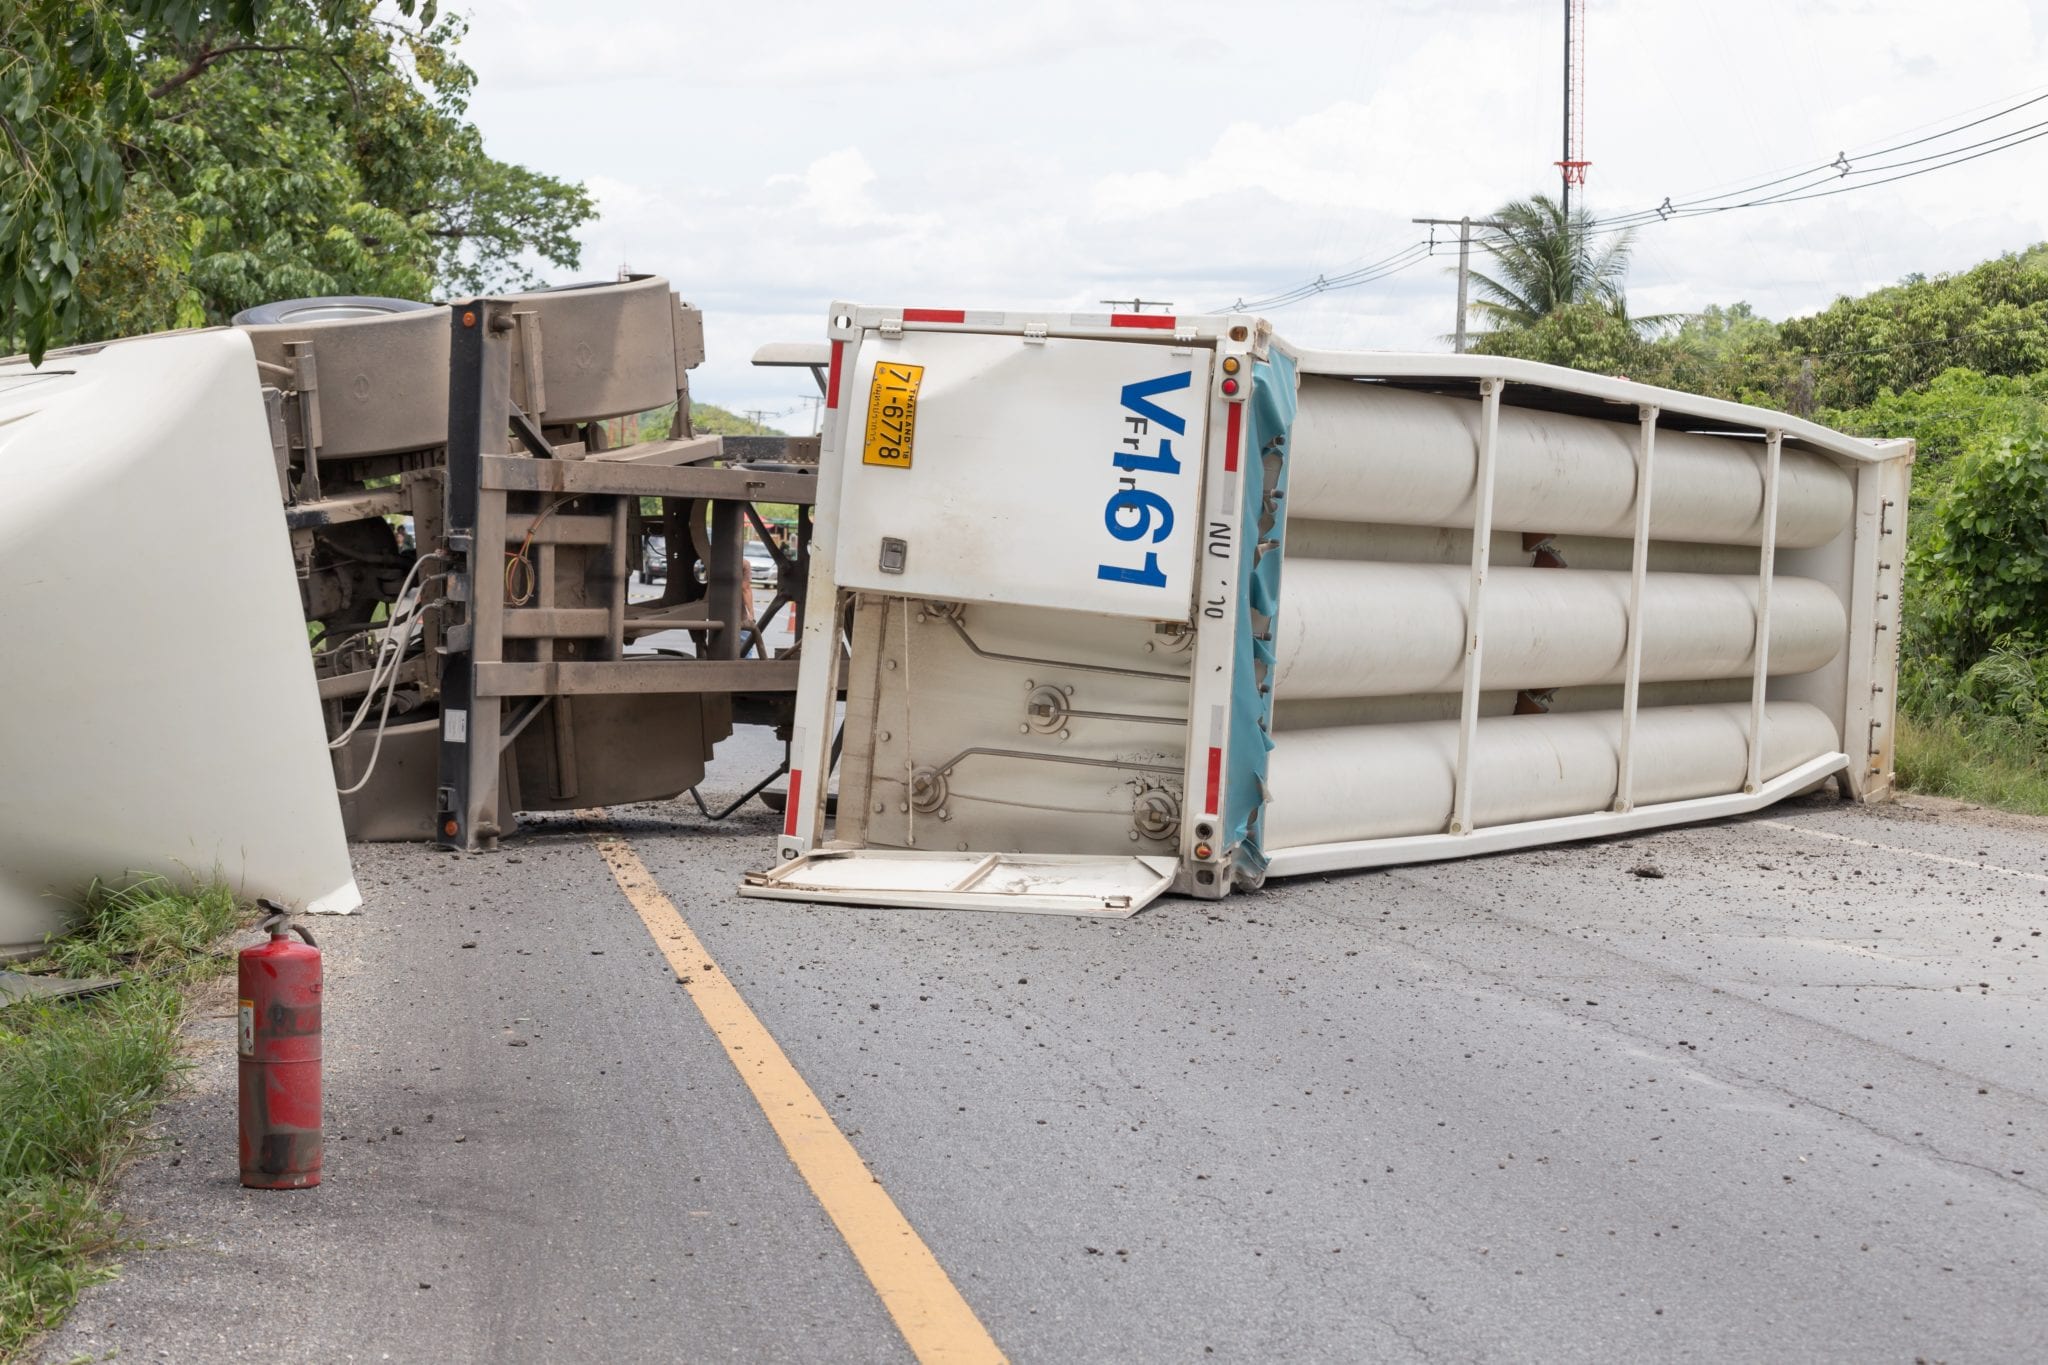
[1223,346,1298,881]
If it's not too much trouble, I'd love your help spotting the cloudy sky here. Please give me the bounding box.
[457,0,2048,429]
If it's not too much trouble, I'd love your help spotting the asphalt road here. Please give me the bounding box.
[41,727,2048,1363]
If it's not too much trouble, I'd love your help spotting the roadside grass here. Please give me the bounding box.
[0,879,244,1359]
[1895,711,2048,817]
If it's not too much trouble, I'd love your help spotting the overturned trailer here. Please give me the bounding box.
[235,277,816,846]
[1,331,358,954]
[2,277,821,944]
[744,305,1911,915]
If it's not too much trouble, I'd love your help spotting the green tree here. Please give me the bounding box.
[1824,367,2048,465]
[689,403,781,436]
[1633,303,1799,407]
[1466,299,1649,374]
[2,0,158,360]
[1778,245,2048,409]
[1913,423,2048,664]
[2,0,594,360]
[1467,193,1669,335]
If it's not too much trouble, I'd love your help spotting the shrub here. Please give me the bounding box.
[1912,427,2048,662]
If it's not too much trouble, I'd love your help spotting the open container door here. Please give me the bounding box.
[746,304,1271,914]
[742,851,1175,918]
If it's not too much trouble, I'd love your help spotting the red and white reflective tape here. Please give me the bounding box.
[897,307,1006,326]
[1061,312,1183,331]
[824,342,844,410]
[1224,400,1245,474]
[783,770,804,838]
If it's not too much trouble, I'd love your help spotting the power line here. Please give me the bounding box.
[1219,241,1435,313]
[1586,88,2048,234]
[1451,114,2048,261]
[1217,85,2048,320]
[1593,122,2048,231]
[1691,124,2048,213]
[1597,88,2048,229]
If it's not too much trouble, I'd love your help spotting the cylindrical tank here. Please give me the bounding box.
[1263,701,1841,848]
[1281,520,1768,575]
[1272,678,1755,731]
[1272,560,1846,699]
[1289,379,1854,547]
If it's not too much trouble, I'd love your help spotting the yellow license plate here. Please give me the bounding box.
[862,362,923,469]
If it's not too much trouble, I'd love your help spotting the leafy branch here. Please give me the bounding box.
[5,0,585,360]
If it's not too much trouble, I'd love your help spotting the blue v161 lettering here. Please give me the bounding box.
[1097,370,1192,589]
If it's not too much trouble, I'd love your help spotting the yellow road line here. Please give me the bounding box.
[586,824,1007,1365]
[1755,819,2048,884]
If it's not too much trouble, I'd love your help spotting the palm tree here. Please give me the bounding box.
[1467,194,1674,335]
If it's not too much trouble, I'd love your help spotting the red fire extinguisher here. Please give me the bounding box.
[239,899,322,1189]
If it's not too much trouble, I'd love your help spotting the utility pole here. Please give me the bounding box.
[1413,217,1507,353]
[1557,0,1589,218]
[1099,298,1171,314]
[1562,0,1573,219]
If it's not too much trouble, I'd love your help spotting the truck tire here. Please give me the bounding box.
[230,296,434,326]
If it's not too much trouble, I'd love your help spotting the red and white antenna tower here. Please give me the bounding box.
[1556,0,1589,217]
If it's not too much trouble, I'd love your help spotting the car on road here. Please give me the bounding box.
[642,533,667,584]
[680,539,778,589]
[744,540,778,588]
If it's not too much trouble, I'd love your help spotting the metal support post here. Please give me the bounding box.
[1744,429,1784,794]
[436,298,515,851]
[1450,378,1504,834]
[284,341,322,501]
[1613,405,1658,812]
[706,500,744,660]
[1562,0,1574,220]
[605,498,629,660]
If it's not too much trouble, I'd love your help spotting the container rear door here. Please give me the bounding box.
[738,851,1175,918]
[833,330,1212,621]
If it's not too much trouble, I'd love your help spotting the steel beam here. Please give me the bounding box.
[481,455,816,504]
[435,299,515,851]
[474,659,800,697]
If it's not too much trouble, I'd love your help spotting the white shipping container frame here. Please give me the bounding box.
[773,305,1267,912]
[755,306,1911,913]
